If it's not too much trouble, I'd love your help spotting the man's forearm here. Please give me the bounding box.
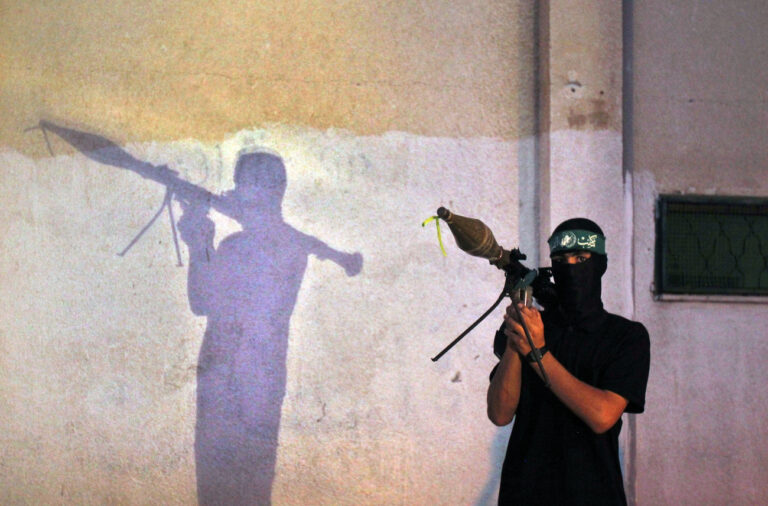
[529,353,628,434]
[184,238,215,315]
[487,351,522,426]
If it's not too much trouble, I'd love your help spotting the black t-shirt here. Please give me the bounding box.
[491,308,651,506]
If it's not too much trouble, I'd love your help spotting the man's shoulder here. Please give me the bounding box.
[602,311,650,344]
[603,310,644,329]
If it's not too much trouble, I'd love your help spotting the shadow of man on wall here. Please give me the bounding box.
[32,121,363,505]
[178,151,362,504]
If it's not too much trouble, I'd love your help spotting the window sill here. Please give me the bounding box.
[654,293,768,304]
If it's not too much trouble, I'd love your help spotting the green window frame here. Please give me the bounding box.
[655,195,768,296]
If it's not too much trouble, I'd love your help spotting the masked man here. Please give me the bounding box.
[487,218,650,505]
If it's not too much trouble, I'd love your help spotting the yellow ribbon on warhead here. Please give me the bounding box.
[421,215,447,257]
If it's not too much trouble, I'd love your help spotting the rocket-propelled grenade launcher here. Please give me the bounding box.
[430,207,554,386]
[437,206,522,273]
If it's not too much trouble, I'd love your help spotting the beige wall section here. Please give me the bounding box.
[632,2,768,195]
[1,0,535,156]
[541,0,626,316]
[631,1,768,504]
[0,1,537,504]
[547,0,622,134]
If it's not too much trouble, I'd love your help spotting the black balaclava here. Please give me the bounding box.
[548,218,607,321]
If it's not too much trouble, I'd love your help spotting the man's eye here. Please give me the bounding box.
[577,255,589,262]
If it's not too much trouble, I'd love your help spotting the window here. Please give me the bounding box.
[655,195,768,296]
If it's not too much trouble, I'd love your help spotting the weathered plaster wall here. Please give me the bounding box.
[540,1,628,320]
[0,1,534,153]
[1,1,665,504]
[630,2,768,504]
[0,1,537,504]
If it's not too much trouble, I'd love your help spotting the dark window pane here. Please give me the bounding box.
[656,196,768,295]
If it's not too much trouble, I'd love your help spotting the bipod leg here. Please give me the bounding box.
[431,287,507,362]
[165,192,183,267]
[117,188,173,258]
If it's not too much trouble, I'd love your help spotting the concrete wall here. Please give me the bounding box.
[10,1,764,504]
[0,1,537,504]
[541,0,627,317]
[630,2,768,504]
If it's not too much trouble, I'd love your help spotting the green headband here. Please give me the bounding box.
[548,229,606,255]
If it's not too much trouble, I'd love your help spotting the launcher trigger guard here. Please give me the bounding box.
[512,269,538,291]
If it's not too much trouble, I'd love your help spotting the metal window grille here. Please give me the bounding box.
[655,195,768,296]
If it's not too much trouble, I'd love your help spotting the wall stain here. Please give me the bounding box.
[567,99,611,130]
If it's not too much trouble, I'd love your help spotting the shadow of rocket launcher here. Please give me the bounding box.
[29,120,238,266]
[430,207,556,383]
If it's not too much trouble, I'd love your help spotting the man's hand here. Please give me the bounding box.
[178,199,215,248]
[502,302,630,433]
[343,252,363,276]
[503,303,545,357]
